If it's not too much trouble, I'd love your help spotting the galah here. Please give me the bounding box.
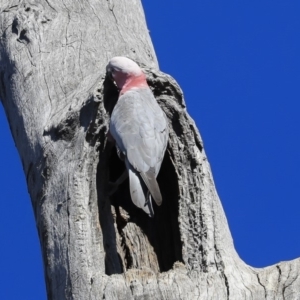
[106,56,168,217]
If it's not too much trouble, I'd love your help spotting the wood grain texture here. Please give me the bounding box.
[1,1,300,299]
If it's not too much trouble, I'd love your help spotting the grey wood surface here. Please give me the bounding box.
[0,1,299,299]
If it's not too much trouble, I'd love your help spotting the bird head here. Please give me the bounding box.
[106,57,147,92]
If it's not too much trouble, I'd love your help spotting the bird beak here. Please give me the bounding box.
[106,66,114,81]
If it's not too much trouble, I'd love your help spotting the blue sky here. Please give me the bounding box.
[1,1,300,298]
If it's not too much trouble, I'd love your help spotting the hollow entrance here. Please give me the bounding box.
[98,76,183,275]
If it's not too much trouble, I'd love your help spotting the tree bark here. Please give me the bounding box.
[1,1,300,299]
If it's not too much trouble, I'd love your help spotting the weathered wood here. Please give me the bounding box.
[1,1,300,299]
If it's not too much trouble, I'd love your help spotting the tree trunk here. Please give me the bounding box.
[0,1,300,299]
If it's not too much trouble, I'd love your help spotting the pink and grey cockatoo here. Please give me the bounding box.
[106,56,168,217]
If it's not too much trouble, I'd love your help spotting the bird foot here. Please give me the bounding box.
[108,170,128,196]
[108,182,119,196]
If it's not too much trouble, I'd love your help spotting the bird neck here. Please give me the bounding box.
[119,74,148,95]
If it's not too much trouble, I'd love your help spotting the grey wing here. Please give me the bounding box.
[110,89,168,206]
[127,89,168,174]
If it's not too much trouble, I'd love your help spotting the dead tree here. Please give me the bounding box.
[0,1,299,299]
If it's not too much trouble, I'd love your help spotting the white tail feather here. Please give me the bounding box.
[128,167,153,217]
